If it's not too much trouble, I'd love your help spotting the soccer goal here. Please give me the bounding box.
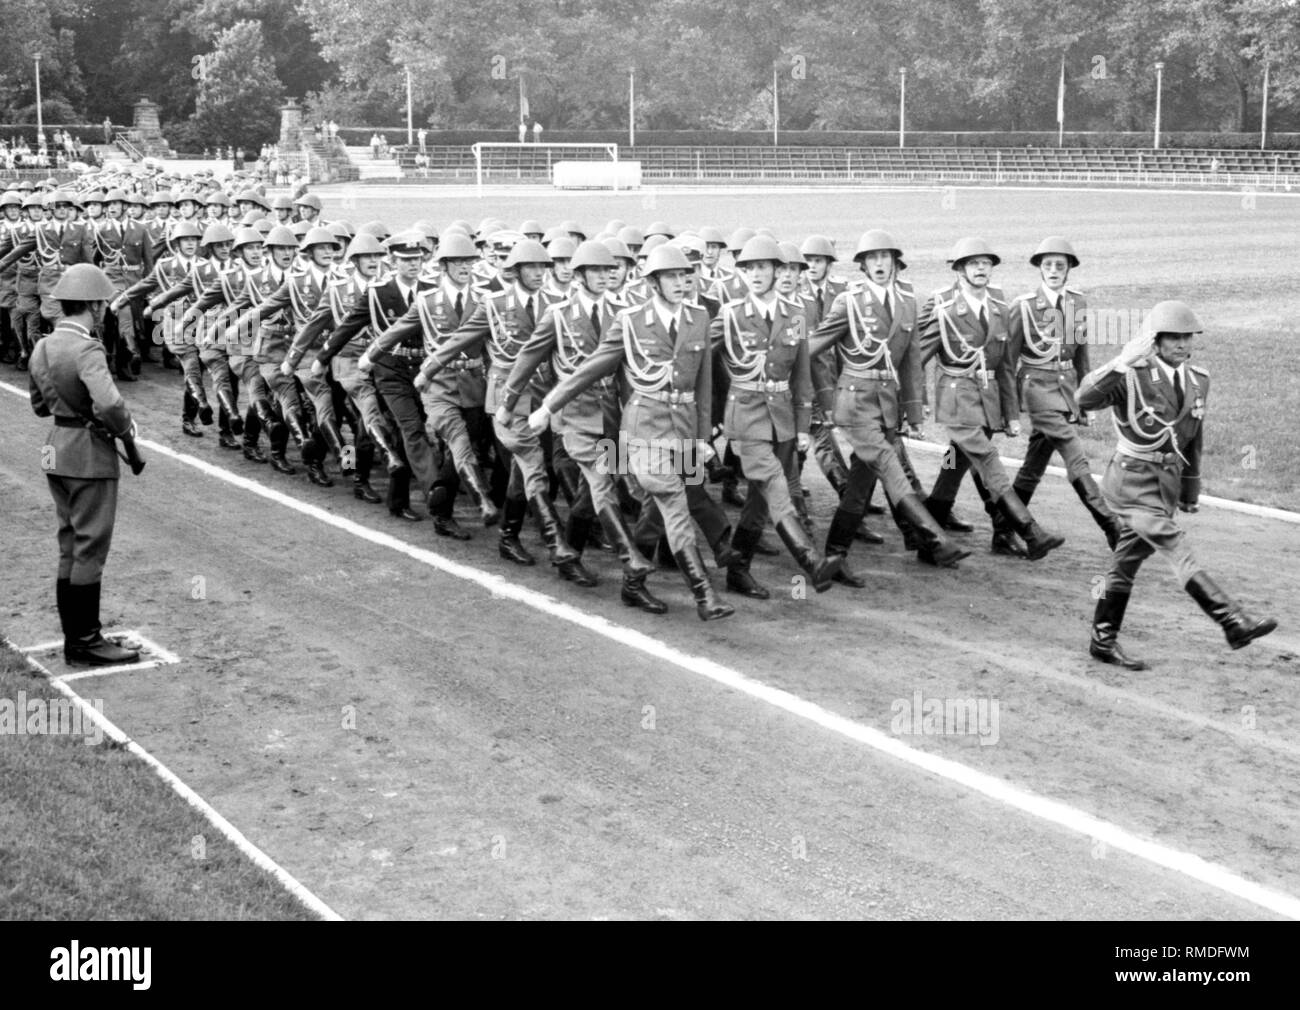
[469,142,640,195]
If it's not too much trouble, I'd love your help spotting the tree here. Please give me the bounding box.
[190,20,285,148]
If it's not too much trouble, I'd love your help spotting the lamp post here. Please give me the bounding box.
[1153,61,1165,150]
[405,65,413,146]
[629,67,635,148]
[33,53,45,149]
[1261,60,1270,151]
[899,68,907,149]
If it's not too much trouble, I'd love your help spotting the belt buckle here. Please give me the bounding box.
[667,389,682,405]
[764,378,778,393]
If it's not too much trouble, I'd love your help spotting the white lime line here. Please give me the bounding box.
[120,430,1300,919]
[1,634,344,922]
[21,630,184,682]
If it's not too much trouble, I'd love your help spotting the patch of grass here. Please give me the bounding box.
[0,644,317,920]
[330,185,1299,506]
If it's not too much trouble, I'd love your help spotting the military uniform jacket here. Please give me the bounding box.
[0,220,38,297]
[242,265,336,363]
[383,283,488,407]
[546,300,713,444]
[291,269,370,368]
[28,320,134,479]
[1007,286,1091,422]
[143,218,169,268]
[324,275,436,372]
[709,294,813,442]
[429,286,561,412]
[92,218,150,289]
[222,263,289,357]
[0,219,95,294]
[709,273,748,304]
[122,253,199,347]
[191,260,256,354]
[809,280,923,432]
[801,275,848,329]
[503,293,625,432]
[918,282,1018,431]
[1077,357,1206,508]
[151,256,228,349]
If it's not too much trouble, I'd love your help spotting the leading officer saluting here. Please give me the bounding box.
[28,263,144,666]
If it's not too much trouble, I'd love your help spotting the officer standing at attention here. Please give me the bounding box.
[1077,301,1276,669]
[28,263,141,666]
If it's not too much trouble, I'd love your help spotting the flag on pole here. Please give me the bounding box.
[1056,56,1065,125]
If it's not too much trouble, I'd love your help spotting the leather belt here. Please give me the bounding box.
[730,378,790,393]
[54,416,84,428]
[632,387,695,405]
[1116,443,1177,465]
[1025,360,1073,372]
[840,366,893,380]
[387,346,425,359]
[449,357,483,371]
[940,365,994,381]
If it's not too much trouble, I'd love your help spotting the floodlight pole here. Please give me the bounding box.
[1153,61,1165,150]
[899,68,906,149]
[34,53,44,148]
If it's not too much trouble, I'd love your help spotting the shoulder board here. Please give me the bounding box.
[776,293,800,309]
[1190,365,1209,377]
[1012,292,1035,303]
[367,276,389,289]
[894,278,914,291]
[606,294,628,309]
[723,297,746,309]
[986,286,1007,304]
[932,288,957,304]
[1065,286,1083,296]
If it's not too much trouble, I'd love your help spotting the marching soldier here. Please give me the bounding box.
[0,190,96,330]
[28,263,142,666]
[919,237,1065,560]
[1077,301,1276,668]
[419,238,593,584]
[93,187,149,382]
[1006,236,1120,550]
[529,245,735,620]
[501,240,665,611]
[367,232,500,529]
[710,236,840,597]
[0,193,41,369]
[809,230,970,579]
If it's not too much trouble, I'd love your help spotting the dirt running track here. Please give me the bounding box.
[1,366,1297,920]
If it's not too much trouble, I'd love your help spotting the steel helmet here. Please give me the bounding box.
[546,236,577,261]
[231,227,264,251]
[385,230,427,257]
[853,229,907,270]
[345,232,387,259]
[601,237,635,262]
[124,190,147,206]
[22,194,44,210]
[616,225,645,249]
[639,234,669,258]
[200,222,236,246]
[491,230,523,252]
[237,189,270,210]
[270,194,294,211]
[329,220,356,243]
[698,226,727,246]
[51,263,118,301]
[82,190,108,205]
[642,245,692,275]
[604,218,627,234]
[1143,300,1203,335]
[644,220,675,239]
[541,225,566,244]
[238,209,264,227]
[50,190,77,206]
[104,187,129,204]
[435,233,479,261]
[0,191,22,208]
[294,192,323,211]
[448,219,474,236]
[800,234,837,260]
[290,219,313,240]
[570,240,617,271]
[299,225,339,250]
[357,220,391,241]
[727,227,757,253]
[735,235,786,266]
[264,224,299,247]
[1029,235,1080,268]
[777,241,806,268]
[947,236,1000,268]
[204,190,232,207]
[442,222,470,238]
[147,190,174,207]
[412,219,439,243]
[170,220,205,241]
[518,219,544,237]
[502,238,552,268]
[557,219,586,239]
[252,217,274,236]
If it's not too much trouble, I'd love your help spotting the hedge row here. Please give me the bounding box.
[0,124,116,143]
[331,127,1300,151]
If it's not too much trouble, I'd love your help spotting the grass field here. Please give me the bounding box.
[331,184,1300,508]
[0,644,314,920]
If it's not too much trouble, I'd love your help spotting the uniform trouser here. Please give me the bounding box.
[493,410,551,501]
[39,288,65,324]
[928,427,1012,501]
[296,364,337,431]
[202,347,237,425]
[422,395,486,517]
[335,357,389,435]
[634,469,731,554]
[1013,410,1092,494]
[175,346,204,420]
[47,475,118,585]
[838,422,916,516]
[628,446,700,553]
[261,362,322,461]
[373,361,439,494]
[560,424,622,516]
[734,436,799,533]
[1100,457,1200,593]
[11,296,40,356]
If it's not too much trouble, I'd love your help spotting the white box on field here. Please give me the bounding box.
[554,160,641,189]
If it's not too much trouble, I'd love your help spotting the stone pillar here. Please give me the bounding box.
[279,99,304,150]
[130,98,172,158]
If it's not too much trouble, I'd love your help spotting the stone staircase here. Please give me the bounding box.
[344,145,403,180]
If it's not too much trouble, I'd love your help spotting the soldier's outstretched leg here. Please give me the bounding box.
[1185,573,1277,650]
[498,494,534,564]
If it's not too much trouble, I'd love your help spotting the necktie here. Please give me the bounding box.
[526,296,535,327]
[404,286,412,310]
[879,291,893,329]
[454,292,464,321]
[590,304,601,336]
[763,310,772,329]
[978,305,988,338]
[1173,368,1185,410]
[668,318,678,342]
[815,287,824,317]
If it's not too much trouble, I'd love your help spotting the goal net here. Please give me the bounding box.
[470,142,639,193]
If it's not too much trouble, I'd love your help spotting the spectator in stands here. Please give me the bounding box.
[414,152,429,171]
[103,117,113,144]
[370,132,381,159]
[378,134,389,159]
[235,145,245,168]
[518,121,527,143]
[418,127,428,154]
[532,121,542,144]
[328,119,339,143]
